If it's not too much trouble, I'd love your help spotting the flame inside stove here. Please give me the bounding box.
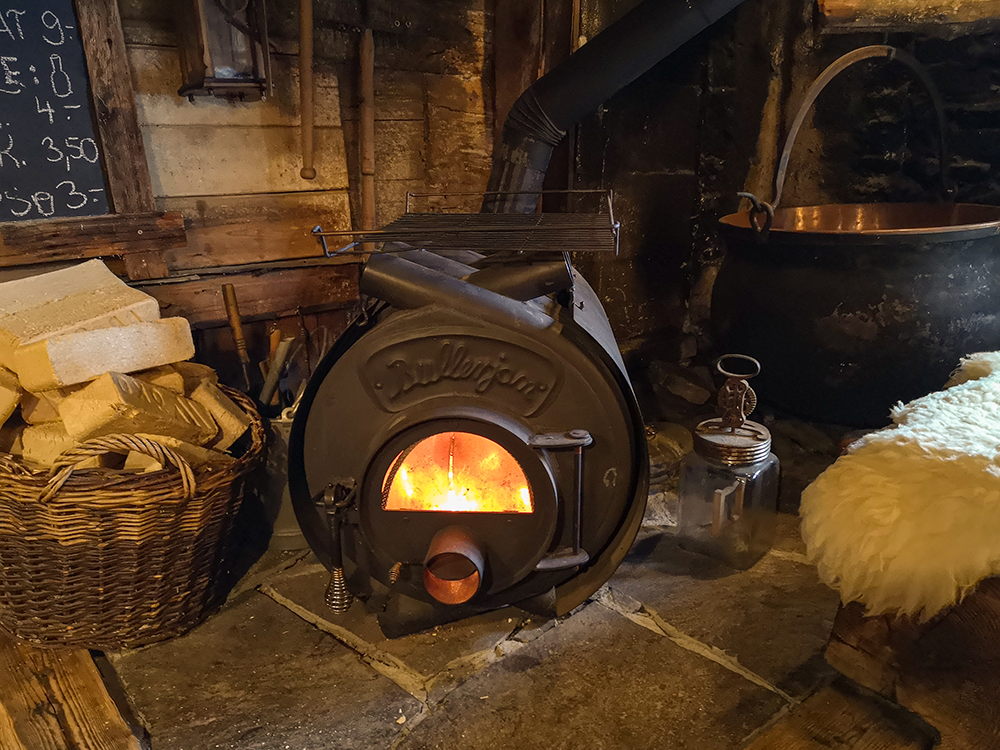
[383,432,533,514]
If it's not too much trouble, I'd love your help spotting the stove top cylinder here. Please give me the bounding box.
[289,251,648,637]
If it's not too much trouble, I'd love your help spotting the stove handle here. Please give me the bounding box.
[529,430,593,571]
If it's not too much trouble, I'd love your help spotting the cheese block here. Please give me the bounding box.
[20,386,82,424]
[124,433,235,472]
[172,361,220,396]
[13,318,195,391]
[0,421,24,456]
[190,380,251,451]
[58,372,219,445]
[0,366,19,424]
[0,259,160,365]
[21,422,97,467]
[133,365,185,395]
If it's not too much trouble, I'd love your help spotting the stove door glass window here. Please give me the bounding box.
[382,431,533,513]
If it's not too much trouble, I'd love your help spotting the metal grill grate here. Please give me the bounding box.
[312,191,620,258]
[315,212,619,257]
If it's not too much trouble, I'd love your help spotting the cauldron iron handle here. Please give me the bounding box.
[771,45,952,208]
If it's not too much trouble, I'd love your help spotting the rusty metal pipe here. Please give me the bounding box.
[484,0,750,212]
[423,526,485,605]
[360,254,555,331]
[299,0,316,180]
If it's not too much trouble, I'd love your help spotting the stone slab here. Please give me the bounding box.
[399,604,786,750]
[608,528,840,698]
[110,592,421,750]
[770,430,839,515]
[266,561,528,685]
[773,511,809,557]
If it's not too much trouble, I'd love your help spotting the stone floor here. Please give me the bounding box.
[108,412,845,750]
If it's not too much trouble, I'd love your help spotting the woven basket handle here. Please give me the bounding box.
[40,434,197,503]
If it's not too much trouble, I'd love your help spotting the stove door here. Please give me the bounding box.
[360,418,559,601]
[381,431,535,515]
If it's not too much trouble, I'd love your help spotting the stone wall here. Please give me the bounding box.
[544,0,1000,358]
[782,17,1000,209]
[565,0,790,353]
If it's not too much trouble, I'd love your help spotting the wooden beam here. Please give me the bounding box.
[75,0,155,213]
[75,0,166,280]
[158,192,352,272]
[743,681,930,750]
[826,578,1000,749]
[0,213,186,268]
[140,263,360,328]
[492,0,543,147]
[820,0,1000,27]
[0,631,141,750]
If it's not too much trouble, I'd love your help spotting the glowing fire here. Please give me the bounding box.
[383,432,533,514]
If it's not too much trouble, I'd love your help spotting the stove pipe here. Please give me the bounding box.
[483,0,751,214]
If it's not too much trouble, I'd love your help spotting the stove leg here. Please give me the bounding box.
[325,567,354,614]
[322,480,356,615]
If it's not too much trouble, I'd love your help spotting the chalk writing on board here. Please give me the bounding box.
[0,0,110,223]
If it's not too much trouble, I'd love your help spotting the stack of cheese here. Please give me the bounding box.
[0,260,251,472]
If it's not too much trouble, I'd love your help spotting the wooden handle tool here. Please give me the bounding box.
[259,336,295,407]
[222,284,252,392]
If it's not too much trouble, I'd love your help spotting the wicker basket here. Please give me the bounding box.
[0,387,264,649]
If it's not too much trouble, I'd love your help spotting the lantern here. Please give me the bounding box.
[176,0,271,101]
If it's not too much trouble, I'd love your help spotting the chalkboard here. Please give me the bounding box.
[0,0,110,223]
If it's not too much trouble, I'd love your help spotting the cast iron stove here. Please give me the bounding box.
[289,203,648,637]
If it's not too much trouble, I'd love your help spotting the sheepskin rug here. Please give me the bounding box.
[801,351,1000,620]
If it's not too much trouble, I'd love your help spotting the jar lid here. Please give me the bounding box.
[693,419,771,466]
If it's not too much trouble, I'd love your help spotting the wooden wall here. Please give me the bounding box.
[108,0,493,382]
[0,1,493,386]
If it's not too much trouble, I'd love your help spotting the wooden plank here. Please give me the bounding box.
[426,110,490,196]
[0,631,140,750]
[140,263,360,327]
[75,0,167,282]
[0,212,186,268]
[425,72,486,118]
[144,126,349,197]
[820,0,1000,25]
[374,120,427,182]
[75,0,156,214]
[826,579,1000,749]
[743,682,930,750]
[895,578,1000,750]
[128,47,342,128]
[122,250,170,280]
[20,648,142,750]
[158,191,351,271]
[0,634,67,750]
[492,0,542,145]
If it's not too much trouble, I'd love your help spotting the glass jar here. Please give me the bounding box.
[676,419,779,570]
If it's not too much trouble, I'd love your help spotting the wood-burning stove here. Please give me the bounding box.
[288,250,648,636]
[288,0,756,635]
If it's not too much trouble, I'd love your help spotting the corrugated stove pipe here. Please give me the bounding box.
[483,0,751,214]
